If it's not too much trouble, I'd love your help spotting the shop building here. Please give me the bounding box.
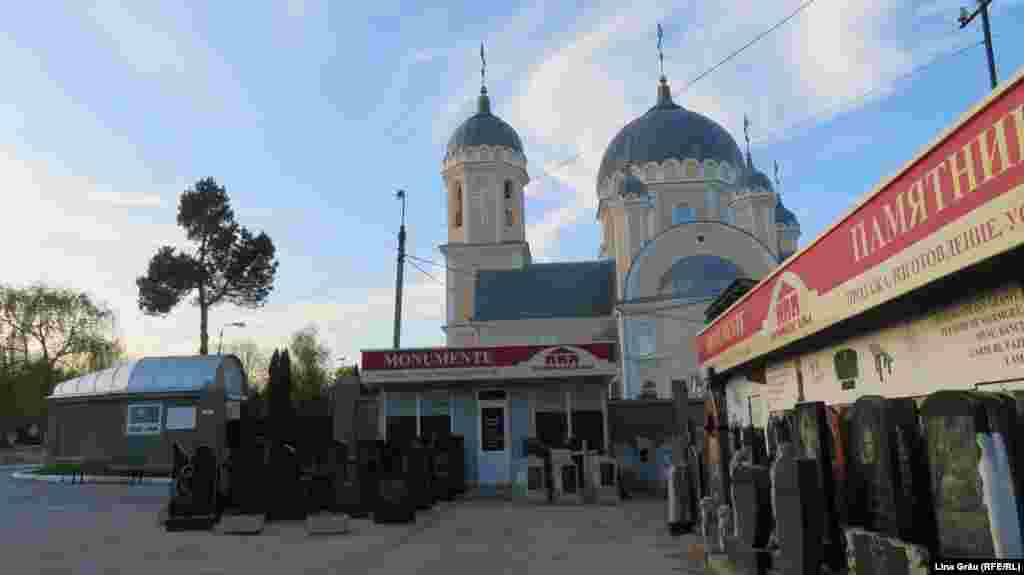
[695,67,1024,435]
[360,343,617,493]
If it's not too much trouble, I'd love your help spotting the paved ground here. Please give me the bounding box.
[4,465,705,575]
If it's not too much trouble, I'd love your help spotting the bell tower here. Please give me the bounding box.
[439,45,531,346]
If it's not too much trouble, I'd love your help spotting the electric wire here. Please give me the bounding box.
[405,258,443,285]
[752,38,989,145]
[682,0,820,92]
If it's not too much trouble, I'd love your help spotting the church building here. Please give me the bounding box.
[360,48,801,493]
[434,70,801,400]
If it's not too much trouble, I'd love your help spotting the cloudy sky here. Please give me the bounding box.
[4,0,1023,367]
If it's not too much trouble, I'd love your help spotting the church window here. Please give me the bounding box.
[631,318,656,357]
[723,206,736,226]
[705,189,720,220]
[455,184,463,228]
[672,203,695,225]
[504,181,514,226]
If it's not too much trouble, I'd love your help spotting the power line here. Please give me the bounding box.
[683,0,820,92]
[752,38,988,145]
[405,253,478,278]
[406,258,442,285]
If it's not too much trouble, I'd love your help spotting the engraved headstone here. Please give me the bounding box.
[165,443,219,531]
[794,401,843,569]
[771,442,823,575]
[921,390,1024,558]
[843,527,930,575]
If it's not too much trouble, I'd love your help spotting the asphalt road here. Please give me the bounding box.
[2,465,704,575]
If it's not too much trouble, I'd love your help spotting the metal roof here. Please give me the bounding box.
[49,355,246,400]
[776,198,799,227]
[474,260,616,321]
[446,89,524,157]
[597,79,744,187]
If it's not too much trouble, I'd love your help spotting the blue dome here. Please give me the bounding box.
[776,199,798,227]
[657,255,744,300]
[597,79,744,187]
[446,89,524,158]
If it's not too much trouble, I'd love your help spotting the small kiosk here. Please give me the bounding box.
[361,342,617,496]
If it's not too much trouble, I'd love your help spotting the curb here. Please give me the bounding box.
[11,469,173,485]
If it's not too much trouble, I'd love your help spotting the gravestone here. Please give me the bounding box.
[374,442,416,524]
[729,461,774,575]
[794,401,844,569]
[332,379,360,447]
[921,390,1024,558]
[267,441,305,521]
[845,396,934,547]
[843,527,930,575]
[165,444,220,531]
[700,496,718,552]
[218,438,268,533]
[771,443,823,575]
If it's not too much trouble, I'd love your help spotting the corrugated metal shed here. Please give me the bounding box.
[49,355,246,400]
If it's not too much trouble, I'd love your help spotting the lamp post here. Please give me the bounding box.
[217,321,246,355]
[393,189,407,349]
[959,0,998,90]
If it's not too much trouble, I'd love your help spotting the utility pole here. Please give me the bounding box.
[393,190,407,349]
[218,321,246,355]
[959,0,998,90]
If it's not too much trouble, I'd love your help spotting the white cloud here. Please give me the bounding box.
[87,190,164,208]
[85,0,246,115]
[287,0,306,19]
[452,0,978,260]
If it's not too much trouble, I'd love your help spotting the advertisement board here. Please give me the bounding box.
[765,281,1024,412]
[126,403,162,436]
[361,343,617,384]
[697,70,1024,374]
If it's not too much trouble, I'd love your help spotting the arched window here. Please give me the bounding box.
[504,181,514,226]
[659,255,743,300]
[672,203,695,225]
[454,183,463,228]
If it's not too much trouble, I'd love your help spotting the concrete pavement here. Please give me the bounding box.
[5,465,706,574]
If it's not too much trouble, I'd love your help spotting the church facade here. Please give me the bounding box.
[438,75,801,400]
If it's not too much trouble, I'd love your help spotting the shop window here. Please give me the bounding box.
[165,406,196,431]
[536,411,567,447]
[387,416,417,444]
[571,410,604,451]
[478,389,506,401]
[421,415,451,440]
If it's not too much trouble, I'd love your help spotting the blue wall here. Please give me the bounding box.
[509,391,530,492]
[452,394,479,485]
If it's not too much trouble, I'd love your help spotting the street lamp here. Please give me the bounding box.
[218,321,247,355]
[958,0,998,90]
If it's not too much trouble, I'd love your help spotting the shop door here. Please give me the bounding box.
[478,389,509,488]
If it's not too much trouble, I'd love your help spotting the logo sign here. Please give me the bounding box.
[527,346,596,371]
[544,348,581,369]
